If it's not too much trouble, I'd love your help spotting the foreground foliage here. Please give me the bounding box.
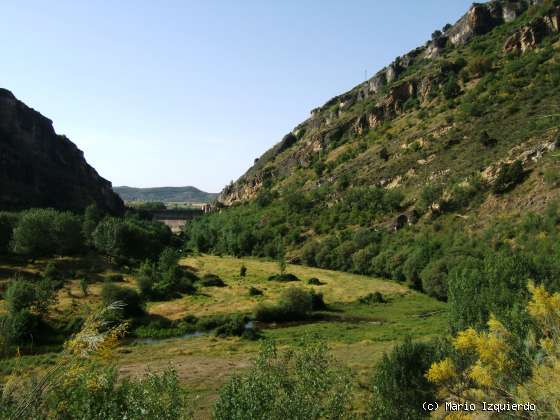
[0,305,191,420]
[214,340,352,420]
[427,282,560,419]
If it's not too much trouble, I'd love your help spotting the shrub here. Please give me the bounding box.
[0,310,40,347]
[2,364,191,419]
[443,73,460,99]
[420,259,449,301]
[12,209,83,257]
[493,160,525,194]
[4,276,57,315]
[136,249,196,300]
[307,277,324,285]
[478,130,497,147]
[369,337,444,419]
[418,184,443,212]
[214,341,351,420]
[268,273,299,282]
[101,284,144,319]
[93,217,172,261]
[248,286,263,296]
[200,274,226,287]
[213,314,248,337]
[359,292,386,304]
[310,290,327,310]
[254,288,314,323]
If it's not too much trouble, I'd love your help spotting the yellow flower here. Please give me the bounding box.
[453,327,479,352]
[426,358,457,384]
[468,361,493,387]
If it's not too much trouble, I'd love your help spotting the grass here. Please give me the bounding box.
[147,255,409,320]
[0,254,447,418]
[123,255,446,417]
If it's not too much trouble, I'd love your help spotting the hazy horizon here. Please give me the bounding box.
[3,0,473,192]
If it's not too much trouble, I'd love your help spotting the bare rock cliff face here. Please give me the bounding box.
[0,88,124,214]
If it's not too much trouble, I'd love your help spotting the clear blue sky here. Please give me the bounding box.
[2,0,474,192]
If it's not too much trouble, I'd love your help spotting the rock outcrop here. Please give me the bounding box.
[0,88,124,214]
[218,0,558,207]
[504,6,560,53]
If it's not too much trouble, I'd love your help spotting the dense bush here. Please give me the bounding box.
[200,273,226,287]
[4,276,58,315]
[359,292,386,304]
[268,273,299,282]
[248,286,263,296]
[93,216,172,261]
[12,209,83,257]
[101,284,144,319]
[493,160,525,194]
[370,337,447,419]
[254,287,315,323]
[307,277,324,285]
[419,258,449,301]
[1,364,191,419]
[214,341,351,420]
[0,275,59,349]
[136,248,196,300]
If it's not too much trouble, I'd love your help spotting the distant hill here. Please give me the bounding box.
[113,186,218,203]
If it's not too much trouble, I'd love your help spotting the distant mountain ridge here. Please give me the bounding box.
[114,186,218,203]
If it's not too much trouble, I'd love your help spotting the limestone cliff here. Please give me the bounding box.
[0,88,124,214]
[217,0,552,206]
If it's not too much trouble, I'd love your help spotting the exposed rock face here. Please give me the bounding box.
[218,0,558,207]
[504,6,560,53]
[0,88,124,214]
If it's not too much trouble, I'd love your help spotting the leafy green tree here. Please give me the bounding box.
[420,258,449,301]
[370,337,444,419]
[101,284,144,319]
[82,204,104,246]
[12,209,83,257]
[214,340,351,420]
[493,160,525,194]
[443,73,460,99]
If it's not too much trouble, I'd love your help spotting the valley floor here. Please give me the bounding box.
[0,255,447,417]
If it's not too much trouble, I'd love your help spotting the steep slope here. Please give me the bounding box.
[114,186,218,203]
[0,89,124,214]
[184,0,560,342]
[187,0,560,266]
[219,0,559,210]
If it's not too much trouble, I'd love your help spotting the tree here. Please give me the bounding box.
[12,209,83,257]
[370,337,443,419]
[427,282,560,419]
[443,73,461,99]
[101,284,144,319]
[214,340,351,420]
[493,160,525,194]
[82,204,103,246]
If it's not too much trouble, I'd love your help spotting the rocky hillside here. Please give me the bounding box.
[114,186,218,203]
[218,0,560,217]
[0,89,124,214]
